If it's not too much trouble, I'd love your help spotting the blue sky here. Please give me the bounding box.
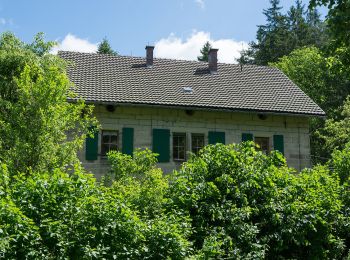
[0,0,326,63]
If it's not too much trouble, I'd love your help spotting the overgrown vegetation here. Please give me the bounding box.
[0,32,97,175]
[1,142,350,258]
[236,0,350,164]
[1,0,350,256]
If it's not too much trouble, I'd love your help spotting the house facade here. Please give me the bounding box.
[60,47,325,178]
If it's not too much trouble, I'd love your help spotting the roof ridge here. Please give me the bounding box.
[57,50,271,68]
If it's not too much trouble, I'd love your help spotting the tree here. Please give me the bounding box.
[271,46,350,163]
[197,41,212,62]
[238,0,327,65]
[239,0,290,65]
[167,143,345,258]
[0,32,96,174]
[309,0,350,47]
[97,38,117,55]
[318,97,350,153]
[271,47,348,115]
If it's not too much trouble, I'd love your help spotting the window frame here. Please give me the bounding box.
[172,132,187,162]
[191,133,205,155]
[101,130,119,157]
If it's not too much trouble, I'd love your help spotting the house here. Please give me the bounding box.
[59,47,325,178]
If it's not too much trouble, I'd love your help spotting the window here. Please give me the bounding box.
[101,130,118,156]
[192,134,204,154]
[254,137,269,154]
[173,133,186,161]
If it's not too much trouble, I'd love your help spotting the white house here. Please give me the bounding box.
[60,47,325,178]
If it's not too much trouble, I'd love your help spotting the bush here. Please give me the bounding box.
[1,143,350,258]
[167,142,345,259]
[0,164,192,259]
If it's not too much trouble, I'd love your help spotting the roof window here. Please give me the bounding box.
[182,86,193,94]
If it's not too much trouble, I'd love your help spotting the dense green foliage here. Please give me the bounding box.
[1,143,350,258]
[271,46,350,163]
[0,32,96,175]
[0,165,191,259]
[2,3,350,254]
[197,41,212,62]
[168,143,346,258]
[309,0,350,47]
[239,0,327,65]
[97,38,117,55]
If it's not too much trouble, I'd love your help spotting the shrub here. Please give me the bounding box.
[167,142,345,259]
[0,164,192,259]
[108,149,169,217]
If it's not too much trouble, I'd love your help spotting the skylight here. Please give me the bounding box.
[182,86,193,94]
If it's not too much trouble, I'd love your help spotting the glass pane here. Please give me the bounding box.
[102,135,109,144]
[180,150,185,159]
[179,137,185,146]
[111,135,118,144]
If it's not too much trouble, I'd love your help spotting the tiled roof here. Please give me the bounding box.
[59,51,325,116]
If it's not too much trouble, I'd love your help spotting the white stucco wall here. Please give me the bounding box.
[78,105,311,179]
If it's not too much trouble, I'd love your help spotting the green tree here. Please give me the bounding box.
[167,143,345,258]
[318,97,350,153]
[271,47,348,115]
[97,38,117,55]
[0,32,96,175]
[197,41,212,62]
[239,0,290,65]
[0,165,192,258]
[239,0,326,65]
[309,0,350,47]
[271,46,350,163]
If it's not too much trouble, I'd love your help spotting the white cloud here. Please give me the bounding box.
[154,31,248,64]
[0,18,6,25]
[195,0,205,9]
[51,34,98,54]
[0,18,15,26]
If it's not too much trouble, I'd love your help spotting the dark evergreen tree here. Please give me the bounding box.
[238,0,327,65]
[97,38,117,55]
[288,0,308,48]
[197,41,212,62]
[239,0,291,65]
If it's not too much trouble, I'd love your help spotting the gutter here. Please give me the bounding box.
[69,98,327,119]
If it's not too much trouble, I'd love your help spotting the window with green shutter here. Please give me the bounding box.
[85,127,99,161]
[152,129,170,163]
[208,131,225,144]
[273,135,284,155]
[242,133,253,142]
[122,128,134,156]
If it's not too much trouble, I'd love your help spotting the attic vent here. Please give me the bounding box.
[182,86,193,94]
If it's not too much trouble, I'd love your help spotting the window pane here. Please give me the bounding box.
[255,137,269,154]
[102,135,109,143]
[173,133,186,161]
[101,144,107,156]
[111,135,118,144]
[192,134,204,154]
[101,130,118,156]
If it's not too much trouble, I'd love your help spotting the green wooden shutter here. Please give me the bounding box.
[86,127,98,160]
[152,129,170,162]
[273,135,284,155]
[208,131,225,144]
[242,133,253,142]
[122,128,134,156]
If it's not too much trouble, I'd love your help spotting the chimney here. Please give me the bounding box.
[145,45,154,67]
[208,48,218,74]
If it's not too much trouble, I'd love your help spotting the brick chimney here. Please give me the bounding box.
[208,48,218,74]
[145,46,154,67]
